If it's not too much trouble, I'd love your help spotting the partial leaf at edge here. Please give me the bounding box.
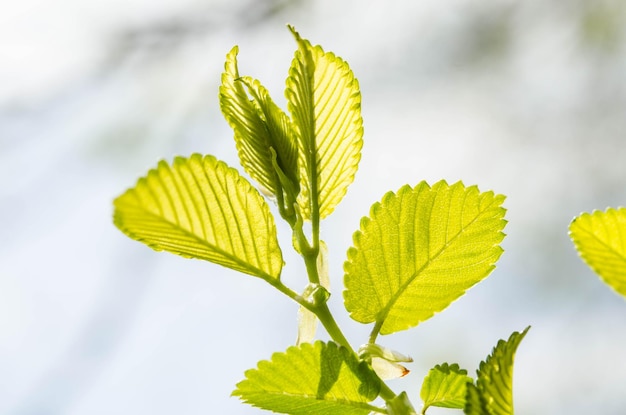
[233,341,382,415]
[569,207,626,298]
[113,154,283,280]
[344,181,507,335]
[219,46,297,197]
[420,363,473,412]
[286,26,363,219]
[474,327,530,415]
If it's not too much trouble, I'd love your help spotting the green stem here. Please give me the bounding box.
[302,246,320,285]
[309,160,321,255]
[314,302,352,351]
[378,382,398,403]
[292,208,319,285]
[369,320,383,344]
[265,277,304,303]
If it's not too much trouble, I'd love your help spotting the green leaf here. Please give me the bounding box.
[219,46,298,199]
[233,341,382,415]
[569,207,626,298]
[113,154,283,280]
[464,383,489,415]
[420,363,473,413]
[286,26,363,219]
[470,327,530,415]
[344,181,506,335]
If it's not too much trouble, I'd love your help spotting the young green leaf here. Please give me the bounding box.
[344,181,506,336]
[569,207,626,298]
[464,383,488,415]
[285,26,363,220]
[420,363,473,413]
[233,341,383,415]
[219,47,298,200]
[469,327,530,415]
[113,154,283,280]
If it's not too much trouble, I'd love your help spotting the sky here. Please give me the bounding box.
[2,0,626,414]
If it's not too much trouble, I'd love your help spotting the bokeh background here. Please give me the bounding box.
[2,0,626,414]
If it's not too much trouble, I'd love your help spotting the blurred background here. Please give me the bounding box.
[2,0,626,413]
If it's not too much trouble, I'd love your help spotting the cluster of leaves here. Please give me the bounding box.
[113,26,529,415]
[570,207,626,299]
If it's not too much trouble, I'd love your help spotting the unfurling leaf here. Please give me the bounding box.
[466,327,530,415]
[344,181,506,335]
[219,47,298,202]
[569,207,626,298]
[233,341,382,415]
[420,363,472,413]
[113,154,283,280]
[286,26,363,220]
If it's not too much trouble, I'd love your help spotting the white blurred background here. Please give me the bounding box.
[2,0,626,414]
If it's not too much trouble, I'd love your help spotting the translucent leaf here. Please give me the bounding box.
[370,357,410,381]
[569,207,626,298]
[286,26,363,219]
[233,341,382,415]
[113,154,283,280]
[219,46,298,197]
[420,363,472,412]
[472,327,530,415]
[344,181,506,335]
[296,293,319,346]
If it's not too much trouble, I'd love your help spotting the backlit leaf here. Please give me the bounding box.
[472,327,530,415]
[219,47,298,198]
[344,181,506,335]
[569,207,626,298]
[421,363,472,412]
[113,154,283,280]
[286,26,363,219]
[233,341,382,415]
